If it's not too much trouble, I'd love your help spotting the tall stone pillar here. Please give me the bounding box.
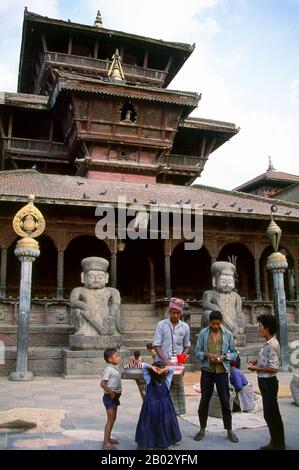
[266,208,291,372]
[254,258,262,300]
[56,250,64,299]
[164,255,172,299]
[9,194,45,381]
[0,247,8,299]
[267,252,291,371]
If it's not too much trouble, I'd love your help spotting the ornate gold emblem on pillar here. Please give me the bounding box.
[13,194,45,249]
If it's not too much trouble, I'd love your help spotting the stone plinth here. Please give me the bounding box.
[290,374,299,406]
[69,334,123,350]
[62,347,129,379]
[208,388,234,418]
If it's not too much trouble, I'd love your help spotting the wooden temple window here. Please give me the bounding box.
[93,98,114,121]
[143,105,162,127]
[120,102,137,123]
[118,150,128,160]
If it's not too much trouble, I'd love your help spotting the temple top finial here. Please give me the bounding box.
[94,10,103,28]
[267,156,276,171]
[108,49,125,81]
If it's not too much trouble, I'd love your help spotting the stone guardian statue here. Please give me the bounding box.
[202,261,246,346]
[70,257,122,337]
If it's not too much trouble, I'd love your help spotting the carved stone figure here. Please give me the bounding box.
[70,257,122,337]
[202,261,246,346]
[290,374,299,406]
[123,109,133,122]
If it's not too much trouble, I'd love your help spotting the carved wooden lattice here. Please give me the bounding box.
[143,106,162,126]
[78,99,88,119]
[93,99,114,121]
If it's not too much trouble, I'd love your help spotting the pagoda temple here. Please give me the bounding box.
[0,10,298,375]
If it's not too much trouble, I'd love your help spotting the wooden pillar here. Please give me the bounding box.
[164,254,172,299]
[263,263,270,301]
[56,251,64,299]
[8,112,13,141]
[0,247,8,299]
[254,258,262,300]
[143,51,148,68]
[148,257,155,304]
[68,35,73,55]
[94,39,99,59]
[41,34,48,52]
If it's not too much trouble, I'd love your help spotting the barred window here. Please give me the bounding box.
[93,99,114,121]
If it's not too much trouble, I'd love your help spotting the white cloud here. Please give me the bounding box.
[0,0,59,92]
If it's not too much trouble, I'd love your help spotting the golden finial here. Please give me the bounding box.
[94,10,103,28]
[266,205,281,252]
[108,49,125,81]
[13,194,46,240]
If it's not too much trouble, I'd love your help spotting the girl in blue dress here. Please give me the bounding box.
[135,362,182,449]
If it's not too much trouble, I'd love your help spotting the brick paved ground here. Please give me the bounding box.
[0,371,298,450]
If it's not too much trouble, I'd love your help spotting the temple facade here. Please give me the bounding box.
[0,10,298,375]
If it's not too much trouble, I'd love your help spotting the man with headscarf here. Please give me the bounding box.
[152,298,191,415]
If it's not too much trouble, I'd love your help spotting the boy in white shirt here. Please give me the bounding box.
[101,348,122,450]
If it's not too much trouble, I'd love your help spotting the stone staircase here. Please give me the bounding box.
[122,303,160,363]
[121,304,194,370]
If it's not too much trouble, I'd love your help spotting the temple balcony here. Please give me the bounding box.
[3,137,68,163]
[35,52,167,93]
[157,154,207,173]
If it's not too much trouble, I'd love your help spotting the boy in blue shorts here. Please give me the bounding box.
[101,348,122,449]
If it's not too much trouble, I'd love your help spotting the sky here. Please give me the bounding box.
[0,0,299,190]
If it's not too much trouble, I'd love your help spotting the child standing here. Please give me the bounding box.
[101,348,122,450]
[135,362,182,449]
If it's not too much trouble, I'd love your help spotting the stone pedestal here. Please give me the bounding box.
[290,374,299,406]
[63,347,129,379]
[208,387,234,419]
[69,334,122,350]
[63,334,128,378]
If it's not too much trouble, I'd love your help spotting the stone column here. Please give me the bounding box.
[148,257,155,304]
[267,252,291,371]
[56,250,64,299]
[9,246,40,381]
[111,252,117,288]
[211,256,217,266]
[263,264,270,301]
[0,247,8,299]
[164,255,172,299]
[254,258,262,300]
[287,268,295,301]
